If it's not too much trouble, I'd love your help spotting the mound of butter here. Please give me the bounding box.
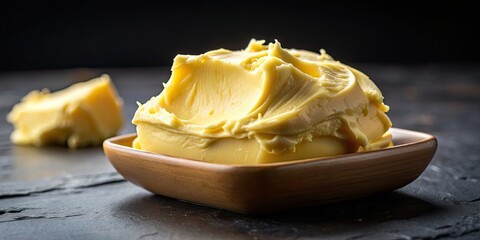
[133,40,392,164]
[7,74,123,148]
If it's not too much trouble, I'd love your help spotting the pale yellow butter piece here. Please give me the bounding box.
[7,74,123,148]
[133,40,392,164]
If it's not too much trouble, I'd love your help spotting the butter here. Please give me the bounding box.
[133,40,392,164]
[7,74,123,148]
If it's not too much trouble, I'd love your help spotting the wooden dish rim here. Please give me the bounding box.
[103,128,437,171]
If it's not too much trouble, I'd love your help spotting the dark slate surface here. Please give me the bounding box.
[0,65,479,240]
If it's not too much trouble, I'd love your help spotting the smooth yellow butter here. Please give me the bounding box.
[7,74,123,148]
[133,40,392,164]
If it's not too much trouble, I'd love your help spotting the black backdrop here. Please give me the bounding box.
[1,1,478,70]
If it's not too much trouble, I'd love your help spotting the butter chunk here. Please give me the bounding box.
[133,40,392,164]
[7,74,123,148]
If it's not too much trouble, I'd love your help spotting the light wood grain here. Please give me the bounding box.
[103,128,437,213]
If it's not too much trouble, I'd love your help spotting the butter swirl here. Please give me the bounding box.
[132,40,392,163]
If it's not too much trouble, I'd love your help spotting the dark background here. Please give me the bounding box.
[1,1,479,71]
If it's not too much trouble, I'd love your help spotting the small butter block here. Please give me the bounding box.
[7,74,123,148]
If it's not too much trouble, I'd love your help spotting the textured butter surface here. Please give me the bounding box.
[133,40,392,164]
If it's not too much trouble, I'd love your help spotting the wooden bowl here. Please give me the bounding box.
[103,128,437,213]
